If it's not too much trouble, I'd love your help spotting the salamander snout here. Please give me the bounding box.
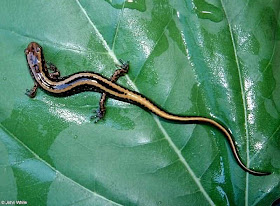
[25,42,41,55]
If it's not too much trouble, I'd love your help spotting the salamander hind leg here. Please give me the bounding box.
[111,59,129,82]
[92,59,129,123]
[25,82,38,98]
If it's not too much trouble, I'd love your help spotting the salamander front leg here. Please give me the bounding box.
[25,82,38,98]
[91,93,107,123]
[92,59,129,123]
[46,62,61,80]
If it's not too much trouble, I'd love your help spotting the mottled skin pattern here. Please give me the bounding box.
[25,42,271,176]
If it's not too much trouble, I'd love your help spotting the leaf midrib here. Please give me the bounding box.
[220,1,250,206]
[75,0,216,205]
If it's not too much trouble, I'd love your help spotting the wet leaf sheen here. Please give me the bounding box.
[0,0,280,205]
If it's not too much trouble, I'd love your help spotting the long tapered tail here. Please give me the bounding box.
[126,91,271,176]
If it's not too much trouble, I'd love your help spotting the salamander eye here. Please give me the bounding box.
[36,47,40,53]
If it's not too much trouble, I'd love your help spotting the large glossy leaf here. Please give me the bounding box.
[0,0,280,205]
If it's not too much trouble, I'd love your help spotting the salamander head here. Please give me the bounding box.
[25,42,44,74]
[25,42,42,56]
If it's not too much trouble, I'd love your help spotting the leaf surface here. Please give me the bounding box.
[0,0,280,205]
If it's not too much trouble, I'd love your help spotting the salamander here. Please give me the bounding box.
[24,42,271,176]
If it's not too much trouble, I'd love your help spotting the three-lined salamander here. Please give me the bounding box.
[25,42,271,176]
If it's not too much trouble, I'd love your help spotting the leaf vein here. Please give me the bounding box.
[112,2,126,52]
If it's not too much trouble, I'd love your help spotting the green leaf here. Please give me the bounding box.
[0,0,280,205]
